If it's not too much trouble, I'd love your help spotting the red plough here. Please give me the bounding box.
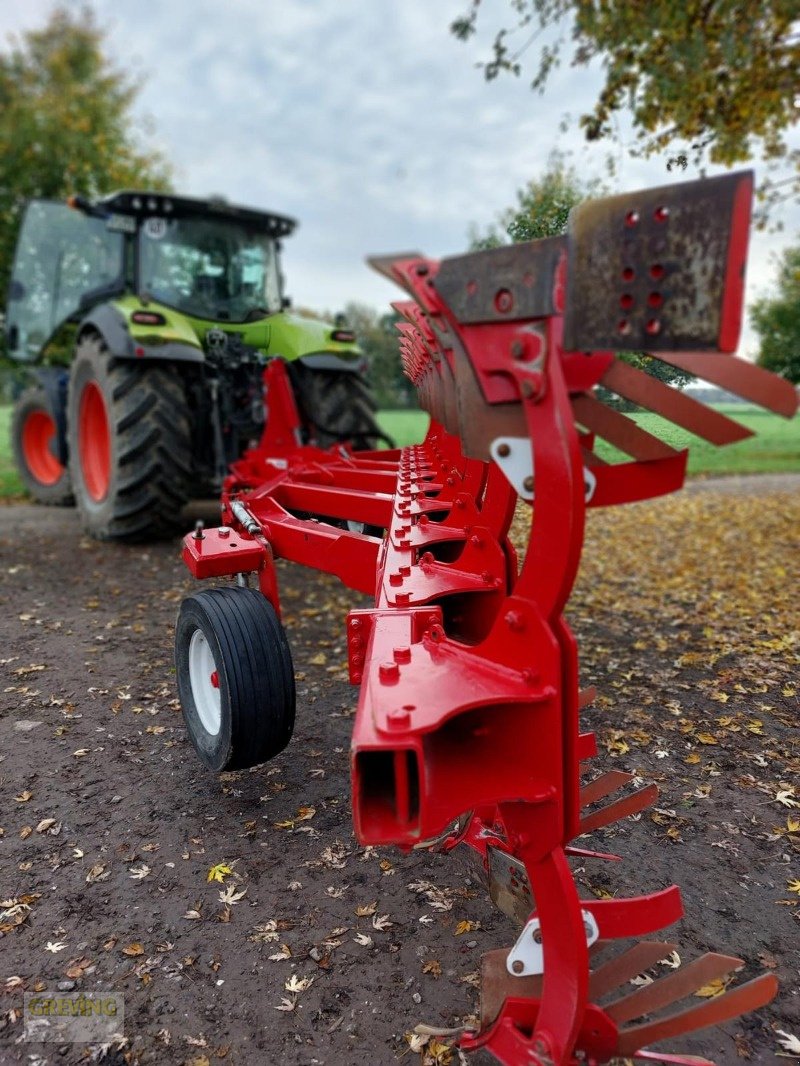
[177,170,796,1065]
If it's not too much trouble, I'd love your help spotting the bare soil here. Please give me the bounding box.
[0,477,798,1066]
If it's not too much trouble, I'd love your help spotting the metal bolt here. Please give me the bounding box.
[511,338,526,359]
[394,646,411,664]
[496,442,511,458]
[387,708,411,728]
[350,618,362,630]
[521,381,534,399]
[193,520,205,540]
[505,610,525,632]
[218,526,231,539]
[352,671,362,684]
[523,475,534,494]
[379,661,400,683]
[511,960,525,975]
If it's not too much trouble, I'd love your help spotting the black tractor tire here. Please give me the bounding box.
[175,587,296,772]
[291,366,393,451]
[11,385,74,505]
[66,333,192,541]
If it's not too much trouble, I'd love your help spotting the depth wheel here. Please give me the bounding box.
[66,332,191,540]
[11,385,73,505]
[175,587,296,772]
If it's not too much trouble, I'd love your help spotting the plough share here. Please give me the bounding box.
[177,171,797,1065]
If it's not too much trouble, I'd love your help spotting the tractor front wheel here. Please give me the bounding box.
[11,385,74,505]
[175,587,296,772]
[67,333,192,540]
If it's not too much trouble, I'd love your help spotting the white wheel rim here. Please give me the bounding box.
[188,628,222,736]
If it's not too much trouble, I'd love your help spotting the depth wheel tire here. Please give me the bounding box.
[11,385,74,505]
[67,333,192,540]
[175,587,296,772]
[292,366,394,450]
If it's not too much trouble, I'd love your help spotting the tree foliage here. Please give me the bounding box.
[0,6,172,310]
[342,302,415,409]
[470,155,690,392]
[451,1,800,208]
[752,246,800,383]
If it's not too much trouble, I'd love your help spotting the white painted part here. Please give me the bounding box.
[188,628,222,736]
[506,910,600,977]
[490,437,534,501]
[583,466,597,503]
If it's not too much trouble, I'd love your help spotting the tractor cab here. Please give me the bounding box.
[5,191,297,362]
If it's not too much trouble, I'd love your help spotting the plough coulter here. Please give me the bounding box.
[175,170,797,1065]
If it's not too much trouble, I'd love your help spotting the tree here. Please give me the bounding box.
[470,156,690,394]
[451,2,800,213]
[342,302,416,409]
[469,150,601,248]
[752,245,800,383]
[0,5,172,311]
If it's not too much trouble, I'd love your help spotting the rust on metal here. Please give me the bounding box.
[434,237,565,324]
[563,171,753,353]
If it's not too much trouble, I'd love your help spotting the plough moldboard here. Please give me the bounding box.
[176,170,797,1065]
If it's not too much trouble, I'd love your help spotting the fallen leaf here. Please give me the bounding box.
[694,976,731,998]
[218,885,247,905]
[129,864,151,880]
[285,974,313,993]
[353,932,372,946]
[273,996,296,1012]
[122,943,144,957]
[206,862,234,883]
[45,941,66,953]
[454,920,480,936]
[14,791,32,803]
[776,1029,800,1056]
[372,914,392,931]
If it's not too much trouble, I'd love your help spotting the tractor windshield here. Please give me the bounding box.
[138,216,282,322]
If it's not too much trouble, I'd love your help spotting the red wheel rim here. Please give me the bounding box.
[21,410,64,486]
[78,381,111,502]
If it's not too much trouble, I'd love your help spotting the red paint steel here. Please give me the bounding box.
[180,171,795,1065]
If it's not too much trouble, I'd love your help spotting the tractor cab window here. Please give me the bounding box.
[138,216,282,322]
[6,201,125,361]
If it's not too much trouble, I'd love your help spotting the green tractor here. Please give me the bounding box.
[6,191,388,540]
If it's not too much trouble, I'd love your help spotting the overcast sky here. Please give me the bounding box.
[2,0,798,355]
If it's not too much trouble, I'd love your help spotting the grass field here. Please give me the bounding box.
[379,405,800,475]
[1,403,797,500]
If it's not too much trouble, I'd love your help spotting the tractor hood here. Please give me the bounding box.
[264,312,362,364]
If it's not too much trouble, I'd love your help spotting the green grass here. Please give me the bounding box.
[593,407,800,476]
[377,405,799,476]
[0,404,796,502]
[376,409,430,449]
[0,406,23,497]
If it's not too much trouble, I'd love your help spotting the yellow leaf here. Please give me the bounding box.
[787,817,800,834]
[206,862,233,884]
[121,943,144,957]
[696,733,718,745]
[454,920,479,936]
[684,753,701,764]
[710,691,729,703]
[787,879,800,896]
[694,976,730,998]
[309,652,327,665]
[296,806,316,822]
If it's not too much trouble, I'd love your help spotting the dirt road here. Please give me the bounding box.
[0,478,797,1064]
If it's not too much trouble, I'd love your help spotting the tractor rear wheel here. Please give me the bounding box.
[292,366,393,451]
[11,385,74,505]
[67,333,192,540]
[175,587,296,771]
